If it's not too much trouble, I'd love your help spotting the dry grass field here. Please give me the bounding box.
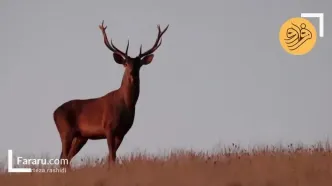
[1,142,332,186]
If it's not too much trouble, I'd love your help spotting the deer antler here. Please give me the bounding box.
[138,24,169,58]
[99,20,129,57]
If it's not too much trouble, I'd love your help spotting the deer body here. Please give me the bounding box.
[53,21,168,168]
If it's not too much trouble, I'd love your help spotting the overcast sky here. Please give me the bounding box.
[1,0,331,162]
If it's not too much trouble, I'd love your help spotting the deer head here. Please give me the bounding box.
[99,21,169,76]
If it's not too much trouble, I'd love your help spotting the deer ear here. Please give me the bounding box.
[141,54,154,65]
[113,52,125,64]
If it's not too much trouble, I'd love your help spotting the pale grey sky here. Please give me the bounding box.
[1,0,331,161]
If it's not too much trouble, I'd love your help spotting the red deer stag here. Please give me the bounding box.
[53,20,169,168]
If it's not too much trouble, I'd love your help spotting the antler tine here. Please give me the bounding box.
[138,24,169,58]
[110,39,128,57]
[99,20,114,52]
[139,44,143,56]
[99,20,128,57]
[125,39,129,56]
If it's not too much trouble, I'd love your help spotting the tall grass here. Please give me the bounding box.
[1,141,332,186]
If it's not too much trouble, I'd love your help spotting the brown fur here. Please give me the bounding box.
[53,20,169,168]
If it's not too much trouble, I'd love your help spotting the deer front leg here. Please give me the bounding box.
[105,129,116,168]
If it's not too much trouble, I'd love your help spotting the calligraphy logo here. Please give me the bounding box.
[279,17,317,55]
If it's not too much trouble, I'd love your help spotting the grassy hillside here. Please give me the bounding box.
[1,142,332,186]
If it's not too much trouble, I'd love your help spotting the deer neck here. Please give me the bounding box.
[119,69,140,108]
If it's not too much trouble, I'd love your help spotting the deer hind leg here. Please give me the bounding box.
[67,137,88,165]
[59,132,74,168]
